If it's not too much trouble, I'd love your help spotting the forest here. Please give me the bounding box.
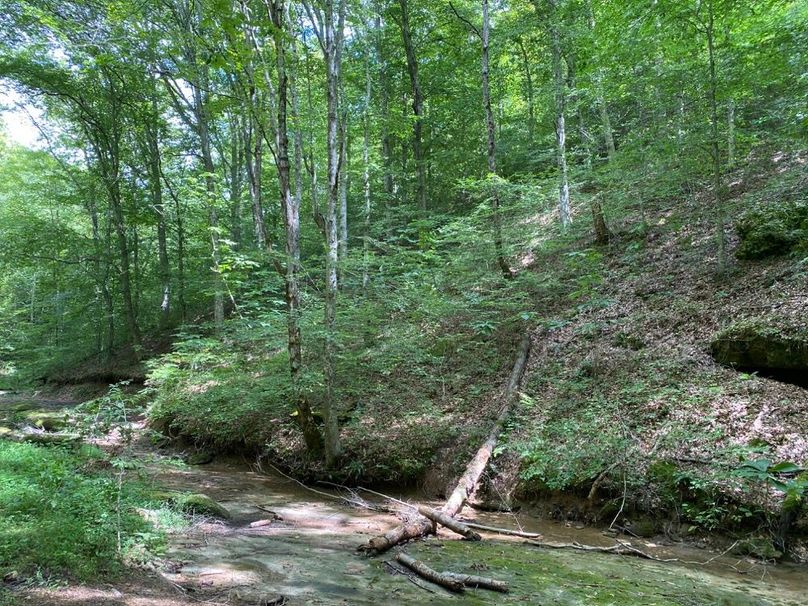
[0,0,806,604]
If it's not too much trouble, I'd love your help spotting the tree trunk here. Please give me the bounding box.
[375,14,394,206]
[481,0,511,278]
[145,100,171,330]
[228,116,243,248]
[592,195,610,245]
[362,44,372,291]
[548,0,571,226]
[727,97,735,167]
[517,38,535,141]
[245,115,269,250]
[320,0,347,467]
[270,0,322,455]
[338,115,349,261]
[706,0,726,272]
[597,72,616,161]
[398,0,427,214]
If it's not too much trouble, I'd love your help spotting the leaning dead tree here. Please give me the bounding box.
[359,333,532,554]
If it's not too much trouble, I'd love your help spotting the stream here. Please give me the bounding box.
[3,395,807,605]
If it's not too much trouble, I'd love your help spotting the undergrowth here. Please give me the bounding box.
[0,441,163,582]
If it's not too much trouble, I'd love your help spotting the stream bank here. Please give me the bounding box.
[4,395,807,606]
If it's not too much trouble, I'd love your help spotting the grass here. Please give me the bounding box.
[0,441,163,582]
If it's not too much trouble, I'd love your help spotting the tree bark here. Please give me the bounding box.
[547,0,571,226]
[705,0,726,272]
[395,554,508,593]
[417,506,481,541]
[362,42,372,291]
[517,38,535,141]
[338,114,349,261]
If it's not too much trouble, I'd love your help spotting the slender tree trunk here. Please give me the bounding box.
[362,44,372,292]
[375,14,394,206]
[727,97,735,167]
[548,0,571,226]
[706,0,726,271]
[517,38,535,141]
[145,101,171,330]
[319,0,347,467]
[338,115,349,260]
[193,72,226,329]
[597,71,616,161]
[398,0,427,214]
[269,0,322,454]
[228,117,243,248]
[245,115,269,249]
[481,0,511,278]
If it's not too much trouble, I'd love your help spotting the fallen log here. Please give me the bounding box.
[395,554,508,593]
[395,554,464,592]
[359,334,532,554]
[456,519,542,539]
[417,506,481,541]
[443,571,509,593]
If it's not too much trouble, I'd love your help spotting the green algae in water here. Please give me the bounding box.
[402,540,801,605]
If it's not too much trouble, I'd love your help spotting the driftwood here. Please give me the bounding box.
[417,506,481,541]
[359,334,532,554]
[456,519,542,539]
[394,554,508,593]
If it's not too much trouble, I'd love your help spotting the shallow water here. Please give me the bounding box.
[4,396,807,605]
[147,456,807,605]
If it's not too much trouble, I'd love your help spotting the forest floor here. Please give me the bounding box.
[6,404,808,606]
[481,151,808,527]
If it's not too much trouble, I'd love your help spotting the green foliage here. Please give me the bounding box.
[736,201,808,260]
[0,441,161,581]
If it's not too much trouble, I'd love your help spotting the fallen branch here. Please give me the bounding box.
[456,519,542,539]
[395,554,464,592]
[527,539,677,561]
[418,506,481,541]
[359,334,531,554]
[527,539,743,567]
[442,571,509,593]
[394,554,508,593]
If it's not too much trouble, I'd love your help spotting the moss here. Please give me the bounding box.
[402,539,776,605]
[172,493,230,519]
[24,411,68,432]
[735,200,807,260]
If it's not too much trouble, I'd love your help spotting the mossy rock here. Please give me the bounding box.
[710,319,808,371]
[24,411,69,432]
[735,200,808,260]
[172,493,230,519]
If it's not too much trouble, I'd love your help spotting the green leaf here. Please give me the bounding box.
[769,462,804,474]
